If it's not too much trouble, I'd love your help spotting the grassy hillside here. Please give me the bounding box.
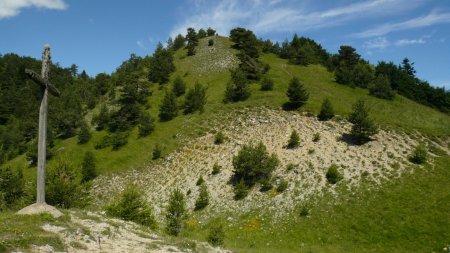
[3,36,449,175]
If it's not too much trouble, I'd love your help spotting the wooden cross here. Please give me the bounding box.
[25,44,60,204]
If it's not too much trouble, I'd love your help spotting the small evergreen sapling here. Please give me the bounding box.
[207,223,225,246]
[326,164,343,184]
[194,183,209,210]
[166,188,186,236]
[286,77,309,109]
[348,100,378,144]
[409,143,427,164]
[81,151,96,183]
[287,130,300,149]
[318,98,335,121]
[78,120,91,144]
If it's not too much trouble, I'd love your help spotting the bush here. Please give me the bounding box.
[138,112,155,137]
[313,133,321,142]
[326,164,343,184]
[349,100,378,144]
[78,121,91,144]
[152,144,162,160]
[259,177,273,192]
[46,161,88,208]
[260,77,274,91]
[207,223,225,246]
[233,179,248,200]
[212,163,221,175]
[196,175,205,186]
[276,178,288,193]
[166,188,186,236]
[92,104,110,131]
[214,132,225,144]
[286,163,298,171]
[172,76,186,97]
[232,142,279,186]
[409,143,427,164]
[285,77,309,109]
[287,130,300,149]
[0,167,24,208]
[94,135,112,149]
[106,185,156,228]
[194,184,209,210]
[111,132,129,150]
[81,151,96,183]
[299,205,310,217]
[369,74,395,100]
[318,98,335,121]
[184,82,207,114]
[208,39,214,46]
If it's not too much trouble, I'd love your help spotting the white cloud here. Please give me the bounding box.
[136,40,147,50]
[363,37,390,49]
[0,0,67,19]
[354,11,450,38]
[395,38,426,46]
[170,0,422,37]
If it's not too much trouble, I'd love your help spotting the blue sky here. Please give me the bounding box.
[1,0,450,89]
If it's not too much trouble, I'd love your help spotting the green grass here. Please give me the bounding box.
[183,155,450,252]
[0,212,65,252]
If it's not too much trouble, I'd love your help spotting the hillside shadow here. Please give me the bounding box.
[282,102,299,111]
[339,133,372,146]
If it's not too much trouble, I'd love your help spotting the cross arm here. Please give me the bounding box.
[25,69,60,97]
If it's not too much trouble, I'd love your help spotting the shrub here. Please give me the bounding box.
[276,178,288,193]
[214,132,225,144]
[349,100,378,144]
[233,179,248,200]
[152,144,162,160]
[46,161,87,208]
[94,135,112,149]
[313,132,321,142]
[172,76,186,97]
[326,164,343,184]
[286,163,298,171]
[106,185,156,228]
[409,143,427,164]
[260,77,274,91]
[0,167,24,208]
[92,104,110,131]
[111,132,129,150]
[194,184,209,210]
[232,142,279,186]
[285,76,309,109]
[138,112,155,137]
[196,175,205,186]
[212,163,221,175]
[369,74,395,100]
[184,82,207,114]
[287,130,300,149]
[207,223,225,246]
[78,121,91,144]
[208,39,214,46]
[318,98,335,121]
[166,188,186,236]
[26,139,52,166]
[299,205,310,217]
[81,151,96,183]
[259,177,273,192]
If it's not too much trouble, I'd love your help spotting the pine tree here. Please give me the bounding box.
[318,98,335,121]
[81,151,96,183]
[369,74,395,100]
[159,91,178,121]
[349,100,378,144]
[206,27,216,36]
[148,43,175,85]
[172,76,186,97]
[286,77,309,109]
[138,112,155,137]
[173,34,185,50]
[260,76,274,91]
[184,82,207,114]
[166,188,186,236]
[198,28,207,39]
[224,69,250,102]
[78,120,91,144]
[287,130,300,149]
[194,183,209,210]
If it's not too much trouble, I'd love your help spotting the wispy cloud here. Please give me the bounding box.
[395,38,426,46]
[354,11,450,38]
[363,37,390,49]
[136,41,147,50]
[0,0,67,19]
[170,0,422,37]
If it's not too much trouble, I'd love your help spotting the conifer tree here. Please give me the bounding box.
[318,98,335,121]
[81,151,96,183]
[195,183,209,210]
[224,69,250,102]
[78,120,91,144]
[172,76,186,97]
[369,74,395,100]
[184,82,207,114]
[148,43,175,85]
[138,112,155,137]
[206,27,216,36]
[159,91,178,121]
[287,130,300,149]
[348,100,378,144]
[286,77,309,109]
[173,34,185,50]
[166,188,186,236]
